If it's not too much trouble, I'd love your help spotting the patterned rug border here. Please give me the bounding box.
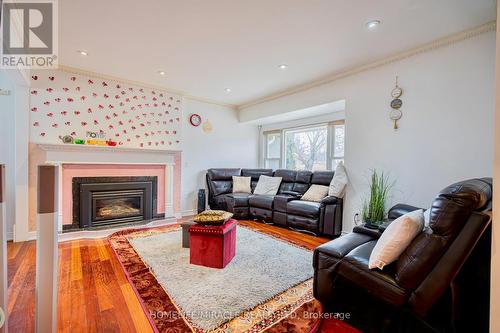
[107,222,323,333]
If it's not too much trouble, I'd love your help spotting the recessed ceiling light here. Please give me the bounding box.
[279,64,288,69]
[366,20,381,30]
[77,50,88,56]
[158,71,166,76]
[225,88,232,92]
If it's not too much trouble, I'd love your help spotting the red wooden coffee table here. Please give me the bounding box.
[189,219,237,269]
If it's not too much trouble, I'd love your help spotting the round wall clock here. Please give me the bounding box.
[189,114,202,127]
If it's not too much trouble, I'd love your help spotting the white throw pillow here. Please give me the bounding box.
[328,161,348,198]
[423,208,431,228]
[232,176,251,193]
[253,176,282,195]
[368,209,425,270]
[301,185,329,202]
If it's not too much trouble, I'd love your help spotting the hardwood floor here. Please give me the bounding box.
[7,220,331,332]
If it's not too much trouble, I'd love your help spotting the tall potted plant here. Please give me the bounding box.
[362,170,394,229]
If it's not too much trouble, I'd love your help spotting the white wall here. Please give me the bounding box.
[0,69,30,241]
[181,99,259,214]
[240,31,496,233]
[0,72,17,240]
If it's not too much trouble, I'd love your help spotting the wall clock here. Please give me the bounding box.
[189,114,202,127]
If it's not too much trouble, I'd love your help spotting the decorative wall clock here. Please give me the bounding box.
[189,114,202,127]
[389,76,404,130]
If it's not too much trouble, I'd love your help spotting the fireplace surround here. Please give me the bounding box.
[68,176,161,231]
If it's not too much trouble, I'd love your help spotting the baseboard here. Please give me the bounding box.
[23,218,178,242]
[180,209,196,217]
[7,231,13,241]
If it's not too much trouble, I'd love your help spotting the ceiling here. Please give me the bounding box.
[59,0,496,107]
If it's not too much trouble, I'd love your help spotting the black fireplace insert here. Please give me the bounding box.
[69,176,161,231]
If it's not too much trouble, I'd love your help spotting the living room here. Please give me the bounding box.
[0,1,499,332]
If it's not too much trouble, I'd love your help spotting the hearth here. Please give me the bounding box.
[69,176,160,231]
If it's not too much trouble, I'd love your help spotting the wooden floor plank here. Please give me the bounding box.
[7,219,331,332]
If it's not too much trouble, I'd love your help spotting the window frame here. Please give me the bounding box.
[262,120,345,171]
[263,130,282,169]
[328,120,345,170]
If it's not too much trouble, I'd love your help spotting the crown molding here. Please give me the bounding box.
[56,65,237,109]
[238,21,496,111]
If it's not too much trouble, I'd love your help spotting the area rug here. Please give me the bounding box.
[129,227,313,331]
[108,223,356,333]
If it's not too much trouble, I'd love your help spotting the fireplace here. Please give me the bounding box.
[69,176,160,230]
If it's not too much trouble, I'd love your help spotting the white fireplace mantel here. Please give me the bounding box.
[36,143,178,165]
[29,144,178,238]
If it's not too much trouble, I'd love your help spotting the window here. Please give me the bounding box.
[330,121,345,169]
[262,120,345,171]
[264,131,281,169]
[284,125,328,171]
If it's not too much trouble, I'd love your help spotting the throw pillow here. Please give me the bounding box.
[253,175,282,195]
[423,208,431,228]
[232,176,251,193]
[193,210,233,224]
[368,209,425,270]
[328,161,348,198]
[301,184,329,202]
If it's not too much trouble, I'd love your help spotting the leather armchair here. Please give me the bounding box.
[313,178,492,332]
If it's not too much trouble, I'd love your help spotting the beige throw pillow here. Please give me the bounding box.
[301,184,329,203]
[232,176,251,193]
[368,209,425,270]
[253,175,282,195]
[328,161,348,198]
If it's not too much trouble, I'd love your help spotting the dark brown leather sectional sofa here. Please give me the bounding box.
[313,178,492,332]
[206,168,343,237]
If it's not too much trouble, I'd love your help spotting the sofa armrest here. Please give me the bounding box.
[321,195,339,206]
[319,197,343,237]
[388,203,423,220]
[274,194,298,212]
[314,232,375,260]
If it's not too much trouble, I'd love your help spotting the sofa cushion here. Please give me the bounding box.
[287,200,321,218]
[207,168,242,196]
[226,193,253,207]
[311,171,335,186]
[275,169,297,193]
[213,194,229,210]
[293,171,313,194]
[338,241,410,306]
[249,195,275,209]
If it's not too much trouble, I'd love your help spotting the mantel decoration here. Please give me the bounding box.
[362,169,394,229]
[389,76,403,130]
